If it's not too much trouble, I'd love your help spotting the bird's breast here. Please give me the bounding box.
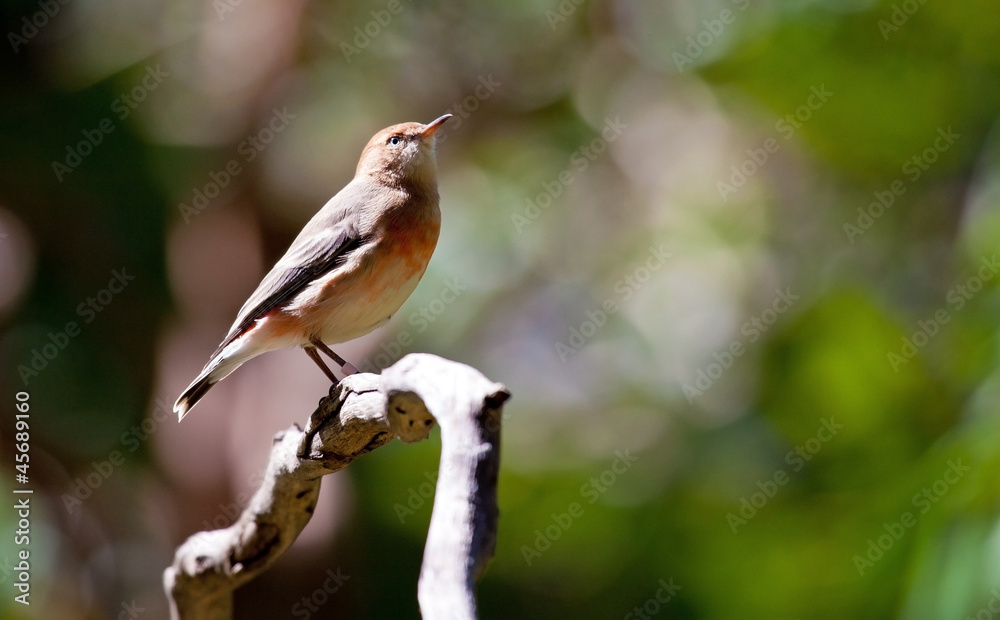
[288,215,441,343]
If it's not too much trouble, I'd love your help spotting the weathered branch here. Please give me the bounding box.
[164,354,510,620]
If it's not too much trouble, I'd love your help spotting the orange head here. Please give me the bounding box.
[355,114,452,188]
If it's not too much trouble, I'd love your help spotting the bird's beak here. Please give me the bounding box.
[420,114,453,138]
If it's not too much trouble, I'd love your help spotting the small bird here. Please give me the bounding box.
[174,114,452,420]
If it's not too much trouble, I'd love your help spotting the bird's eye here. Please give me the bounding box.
[388,135,402,146]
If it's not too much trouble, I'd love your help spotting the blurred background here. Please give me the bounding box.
[2,0,1000,617]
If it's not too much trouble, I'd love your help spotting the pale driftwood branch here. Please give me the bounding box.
[163,354,510,620]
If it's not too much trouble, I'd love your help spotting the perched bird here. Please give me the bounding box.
[174,114,452,420]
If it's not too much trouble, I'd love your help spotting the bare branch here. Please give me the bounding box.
[164,354,509,620]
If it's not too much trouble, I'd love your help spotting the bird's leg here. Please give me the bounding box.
[309,338,360,376]
[303,345,340,384]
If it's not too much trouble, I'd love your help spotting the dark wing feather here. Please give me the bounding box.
[212,219,365,357]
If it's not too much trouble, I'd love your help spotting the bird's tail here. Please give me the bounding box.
[174,347,253,421]
[174,370,217,421]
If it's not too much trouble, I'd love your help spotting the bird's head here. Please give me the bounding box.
[356,114,452,187]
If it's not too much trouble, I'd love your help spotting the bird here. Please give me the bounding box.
[173,114,452,421]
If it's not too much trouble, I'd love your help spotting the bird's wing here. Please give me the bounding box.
[211,196,368,356]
